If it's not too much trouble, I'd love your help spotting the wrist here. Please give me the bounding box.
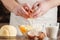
[11,2,21,12]
[8,1,21,12]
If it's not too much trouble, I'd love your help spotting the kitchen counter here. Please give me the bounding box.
[0,23,60,40]
[0,29,60,40]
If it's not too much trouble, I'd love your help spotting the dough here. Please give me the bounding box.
[0,28,9,36]
[0,25,17,36]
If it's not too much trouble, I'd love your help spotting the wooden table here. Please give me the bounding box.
[0,29,60,40]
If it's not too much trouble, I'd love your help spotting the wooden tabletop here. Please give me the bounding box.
[0,29,60,40]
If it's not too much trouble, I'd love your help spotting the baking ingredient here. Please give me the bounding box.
[19,25,33,36]
[27,30,35,39]
[38,32,45,40]
[0,25,17,36]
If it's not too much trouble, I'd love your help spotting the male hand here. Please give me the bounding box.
[32,0,52,18]
[13,3,32,19]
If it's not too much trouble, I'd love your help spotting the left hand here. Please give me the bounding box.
[32,1,52,18]
[14,3,33,19]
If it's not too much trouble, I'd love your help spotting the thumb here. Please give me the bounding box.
[22,3,33,13]
[32,1,41,10]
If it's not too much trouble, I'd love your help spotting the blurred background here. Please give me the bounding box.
[58,6,60,22]
[0,1,10,26]
[0,1,60,26]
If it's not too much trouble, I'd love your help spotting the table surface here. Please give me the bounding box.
[0,29,60,40]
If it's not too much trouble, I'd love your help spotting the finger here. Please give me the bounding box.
[22,3,34,18]
[14,5,30,18]
[22,6,35,18]
[23,3,30,11]
[22,3,33,13]
[33,11,45,18]
[32,15,38,18]
[32,1,40,9]
[33,7,41,16]
[23,3,31,9]
[18,10,30,19]
[19,7,30,18]
[32,7,41,18]
[16,7,30,18]
[22,7,29,15]
[15,9,20,16]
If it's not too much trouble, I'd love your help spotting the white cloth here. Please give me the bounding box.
[10,0,57,35]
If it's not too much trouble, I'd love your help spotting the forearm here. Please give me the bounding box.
[47,0,60,8]
[1,0,19,12]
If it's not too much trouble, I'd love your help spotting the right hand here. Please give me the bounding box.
[13,3,32,19]
[31,0,53,18]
